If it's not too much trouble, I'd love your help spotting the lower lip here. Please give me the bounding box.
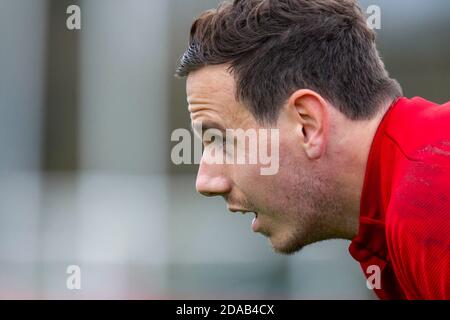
[251,215,260,232]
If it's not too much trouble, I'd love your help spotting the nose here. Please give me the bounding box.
[195,162,232,197]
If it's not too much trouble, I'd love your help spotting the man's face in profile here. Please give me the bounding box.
[187,64,342,254]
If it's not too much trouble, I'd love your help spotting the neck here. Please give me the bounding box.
[331,101,392,240]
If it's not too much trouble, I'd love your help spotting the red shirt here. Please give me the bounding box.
[349,97,450,300]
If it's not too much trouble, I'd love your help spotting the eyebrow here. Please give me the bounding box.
[191,120,226,138]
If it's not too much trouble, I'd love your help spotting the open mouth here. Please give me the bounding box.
[228,208,260,232]
[251,212,260,232]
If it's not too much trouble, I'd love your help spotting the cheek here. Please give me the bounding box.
[230,163,261,185]
[230,137,304,205]
[256,144,305,206]
[249,171,298,210]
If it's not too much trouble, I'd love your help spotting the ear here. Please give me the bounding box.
[288,89,329,159]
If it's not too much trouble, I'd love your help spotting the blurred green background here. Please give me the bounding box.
[0,0,448,299]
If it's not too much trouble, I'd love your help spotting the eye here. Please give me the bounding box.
[203,132,223,146]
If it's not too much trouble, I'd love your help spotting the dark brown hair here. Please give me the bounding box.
[176,0,402,122]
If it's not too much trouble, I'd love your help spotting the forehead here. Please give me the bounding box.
[186,65,254,127]
[186,65,236,106]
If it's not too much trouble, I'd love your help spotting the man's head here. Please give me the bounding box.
[177,0,402,254]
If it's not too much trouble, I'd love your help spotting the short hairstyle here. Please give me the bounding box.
[176,0,402,122]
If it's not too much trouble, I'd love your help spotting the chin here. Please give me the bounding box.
[268,233,306,256]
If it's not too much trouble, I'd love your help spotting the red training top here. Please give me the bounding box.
[349,97,450,300]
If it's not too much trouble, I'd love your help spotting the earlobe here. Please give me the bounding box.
[290,89,328,160]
